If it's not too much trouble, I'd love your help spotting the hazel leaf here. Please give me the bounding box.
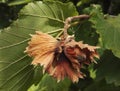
[0,1,78,90]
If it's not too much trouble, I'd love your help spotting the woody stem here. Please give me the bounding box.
[62,14,90,41]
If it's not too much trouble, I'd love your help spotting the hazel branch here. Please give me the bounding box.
[62,14,90,41]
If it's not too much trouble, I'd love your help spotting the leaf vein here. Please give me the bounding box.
[0,38,12,45]
[59,5,64,21]
[0,64,31,88]
[20,13,65,23]
[45,2,58,19]
[0,38,30,50]
[37,2,48,16]
[11,24,38,31]
[16,68,34,91]
[30,3,39,13]
[0,55,28,72]
[9,67,34,90]
[4,31,27,39]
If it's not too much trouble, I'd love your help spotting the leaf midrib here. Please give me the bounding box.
[20,13,65,23]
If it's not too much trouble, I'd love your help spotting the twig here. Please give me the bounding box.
[61,14,90,43]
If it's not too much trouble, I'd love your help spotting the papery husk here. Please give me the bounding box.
[25,31,58,68]
[25,31,99,83]
[50,52,84,83]
[64,39,99,65]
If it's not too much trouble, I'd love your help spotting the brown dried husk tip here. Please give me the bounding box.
[25,31,99,83]
[25,14,99,83]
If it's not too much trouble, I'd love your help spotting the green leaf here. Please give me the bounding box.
[83,5,120,86]
[0,0,6,3]
[0,1,78,90]
[0,0,38,6]
[18,0,78,36]
[75,20,99,45]
[8,0,34,6]
[0,28,34,91]
[85,79,120,91]
[98,15,120,58]
[96,50,120,86]
[33,66,43,85]
[28,74,71,91]
[86,5,120,58]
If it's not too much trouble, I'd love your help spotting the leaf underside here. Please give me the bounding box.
[0,1,78,91]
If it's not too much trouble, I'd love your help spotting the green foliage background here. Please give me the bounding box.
[0,0,120,91]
